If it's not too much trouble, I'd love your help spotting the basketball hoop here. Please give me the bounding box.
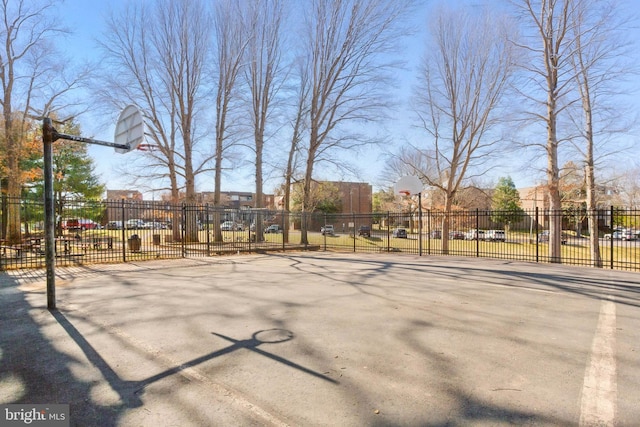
[394,176,423,197]
[114,105,146,153]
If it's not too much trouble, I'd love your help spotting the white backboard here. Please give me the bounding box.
[114,105,145,153]
[394,176,423,196]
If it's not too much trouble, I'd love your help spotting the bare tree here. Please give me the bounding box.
[280,56,311,242]
[568,0,634,267]
[413,5,516,253]
[512,0,579,262]
[381,145,436,185]
[613,167,640,208]
[0,0,89,243]
[298,0,413,243]
[211,0,249,242]
[98,0,212,242]
[243,0,286,238]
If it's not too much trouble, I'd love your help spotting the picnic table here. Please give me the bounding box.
[1,237,44,258]
[91,236,114,249]
[55,237,76,255]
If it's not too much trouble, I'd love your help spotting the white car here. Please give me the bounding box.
[465,229,485,240]
[264,224,282,233]
[485,230,506,242]
[605,230,636,241]
[125,219,145,229]
[321,225,335,235]
[221,221,243,231]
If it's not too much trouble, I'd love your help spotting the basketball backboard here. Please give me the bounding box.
[394,176,423,196]
[114,105,146,153]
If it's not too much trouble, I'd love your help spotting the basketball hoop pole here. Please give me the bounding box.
[43,118,56,310]
[41,118,131,311]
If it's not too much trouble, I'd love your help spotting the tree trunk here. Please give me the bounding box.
[585,165,602,267]
[546,86,562,263]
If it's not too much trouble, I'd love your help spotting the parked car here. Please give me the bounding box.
[605,230,636,241]
[449,230,465,240]
[430,230,442,239]
[465,229,485,240]
[358,225,371,237]
[106,220,123,230]
[485,230,506,242]
[142,221,167,230]
[538,230,568,244]
[392,228,407,238]
[320,225,335,236]
[63,218,99,231]
[125,218,145,229]
[221,221,243,231]
[264,224,282,233]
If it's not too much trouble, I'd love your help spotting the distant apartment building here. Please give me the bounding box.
[106,190,143,201]
[335,181,373,214]
[518,184,617,231]
[104,189,145,223]
[197,191,277,210]
[280,181,373,214]
[518,186,548,211]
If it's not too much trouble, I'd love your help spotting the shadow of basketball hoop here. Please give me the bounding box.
[211,329,337,383]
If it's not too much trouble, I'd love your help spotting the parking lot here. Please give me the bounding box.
[1,253,639,426]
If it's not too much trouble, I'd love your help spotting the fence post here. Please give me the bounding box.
[282,210,286,251]
[353,212,356,253]
[121,199,127,262]
[387,212,390,253]
[610,205,614,269]
[181,203,186,257]
[535,207,539,263]
[476,208,480,257]
[427,209,431,255]
[418,193,423,257]
[205,203,210,256]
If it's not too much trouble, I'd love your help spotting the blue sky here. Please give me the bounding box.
[57,0,639,198]
[60,0,431,195]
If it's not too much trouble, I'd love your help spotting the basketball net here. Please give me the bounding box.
[399,190,411,197]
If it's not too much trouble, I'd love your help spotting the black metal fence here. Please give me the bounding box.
[2,196,640,272]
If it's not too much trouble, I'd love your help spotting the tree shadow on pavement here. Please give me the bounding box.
[0,273,127,427]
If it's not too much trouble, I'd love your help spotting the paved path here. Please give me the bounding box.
[1,253,639,426]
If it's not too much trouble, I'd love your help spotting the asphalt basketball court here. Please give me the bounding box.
[1,252,639,426]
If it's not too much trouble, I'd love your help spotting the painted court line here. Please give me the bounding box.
[579,297,617,427]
